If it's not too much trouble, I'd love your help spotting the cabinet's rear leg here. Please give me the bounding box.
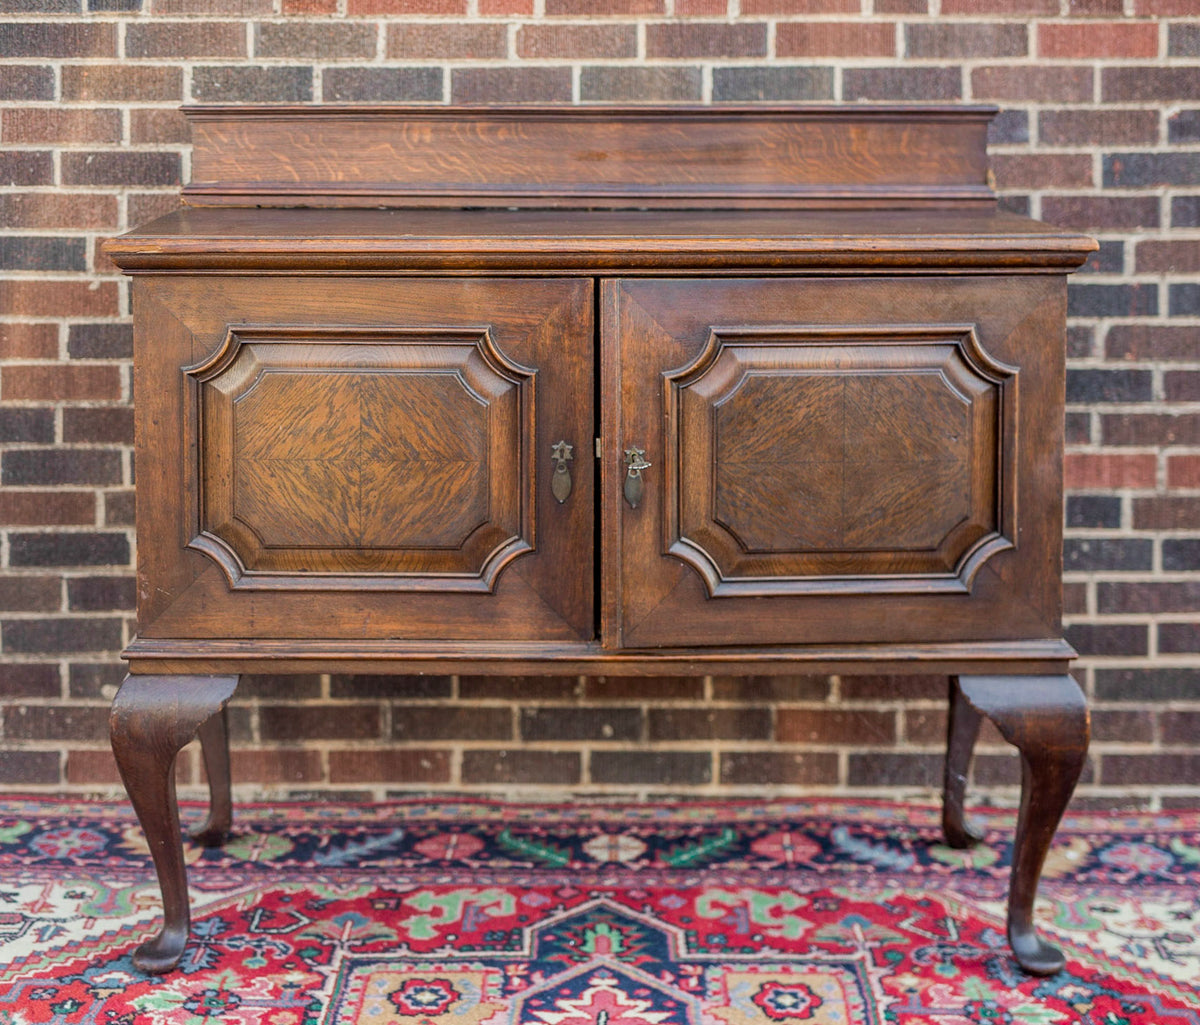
[943,676,986,848]
[953,674,1089,977]
[191,705,233,847]
[110,674,239,974]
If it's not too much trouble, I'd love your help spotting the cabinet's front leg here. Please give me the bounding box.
[191,705,233,848]
[943,676,986,848]
[953,674,1089,976]
[110,674,239,973]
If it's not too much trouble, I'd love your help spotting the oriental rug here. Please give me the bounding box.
[0,798,1196,1024]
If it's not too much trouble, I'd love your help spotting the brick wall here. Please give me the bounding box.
[1,0,1197,809]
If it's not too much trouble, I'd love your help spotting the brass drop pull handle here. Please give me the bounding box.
[623,447,651,509]
[550,440,574,504]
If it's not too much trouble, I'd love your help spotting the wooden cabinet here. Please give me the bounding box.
[105,105,1095,977]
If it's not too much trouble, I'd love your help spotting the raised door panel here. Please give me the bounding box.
[606,277,1063,649]
[135,276,593,642]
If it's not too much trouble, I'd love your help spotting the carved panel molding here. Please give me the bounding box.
[187,325,536,592]
[663,324,1018,597]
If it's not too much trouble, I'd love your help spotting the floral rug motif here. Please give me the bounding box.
[0,798,1197,1023]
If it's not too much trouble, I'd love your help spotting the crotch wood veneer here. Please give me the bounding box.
[105,104,1096,976]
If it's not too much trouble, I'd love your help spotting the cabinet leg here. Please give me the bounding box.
[110,674,239,974]
[943,676,986,848]
[191,705,233,847]
[952,674,1089,976]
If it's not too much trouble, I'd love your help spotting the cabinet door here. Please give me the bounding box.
[605,277,1064,649]
[136,277,593,642]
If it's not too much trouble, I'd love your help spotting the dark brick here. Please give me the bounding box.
[459,676,578,700]
[1103,67,1200,102]
[387,23,506,59]
[67,575,135,611]
[840,674,945,700]
[712,66,834,102]
[645,23,766,58]
[1065,622,1148,657]
[1066,495,1122,529]
[1096,667,1200,702]
[1041,195,1160,232]
[591,750,711,785]
[1169,109,1200,143]
[255,22,375,59]
[1164,540,1200,572]
[2,617,124,653]
[0,407,54,443]
[67,661,125,699]
[0,151,53,186]
[776,708,895,744]
[1064,411,1091,444]
[103,490,134,527]
[66,323,132,359]
[236,674,322,699]
[1106,153,1200,188]
[1106,324,1200,360]
[61,65,181,102]
[905,22,1026,58]
[517,24,637,59]
[260,703,381,741]
[461,748,580,784]
[1067,285,1158,319]
[1133,497,1200,530]
[329,749,450,785]
[0,65,55,100]
[3,704,108,741]
[1039,108,1159,147]
[1169,24,1200,56]
[452,68,572,104]
[1099,581,1200,615]
[323,67,443,103]
[988,108,1028,145]
[0,750,60,784]
[0,21,115,56]
[1079,240,1124,275]
[579,66,702,102]
[0,575,59,612]
[1173,196,1200,228]
[1169,284,1200,316]
[1064,581,1087,615]
[847,752,942,787]
[1068,369,1154,403]
[1063,537,1150,571]
[62,408,133,445]
[1160,622,1200,654]
[1161,709,1200,745]
[192,66,313,103]
[1137,240,1200,274]
[1166,371,1200,402]
[0,663,60,700]
[61,151,180,187]
[1091,709,1154,744]
[972,752,1021,787]
[973,64,1092,102]
[392,705,512,741]
[720,751,838,786]
[520,706,642,742]
[711,675,830,701]
[1066,325,1093,359]
[1103,754,1200,786]
[125,21,247,58]
[9,532,129,567]
[89,0,141,9]
[843,66,961,101]
[998,194,1031,217]
[330,674,452,699]
[228,749,323,785]
[585,676,705,700]
[649,707,772,741]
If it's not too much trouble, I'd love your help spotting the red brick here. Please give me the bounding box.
[1106,325,1197,361]
[283,0,339,10]
[130,109,190,146]
[0,193,118,230]
[1041,195,1160,232]
[2,108,122,145]
[741,0,855,10]
[0,281,119,319]
[1136,241,1200,274]
[1103,414,1200,447]
[0,576,60,613]
[230,749,324,783]
[721,751,839,786]
[2,364,122,402]
[330,748,451,784]
[546,0,664,11]
[777,22,896,57]
[1039,22,1159,59]
[387,24,507,59]
[459,748,580,784]
[62,65,182,102]
[991,153,1093,190]
[944,0,1055,10]
[1134,0,1197,12]
[0,322,58,359]
[1167,455,1200,488]
[518,25,637,59]
[972,65,1093,103]
[260,704,381,741]
[129,193,183,225]
[350,0,466,12]
[875,0,926,10]
[126,22,248,58]
[675,0,726,11]
[1065,453,1157,489]
[66,749,122,785]
[1133,497,1200,530]
[1165,372,1200,402]
[646,23,766,58]
[776,709,896,744]
[1039,109,1160,147]
[585,676,705,700]
[0,492,96,525]
[480,0,534,11]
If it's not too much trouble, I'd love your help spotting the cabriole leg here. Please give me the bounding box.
[943,675,986,848]
[952,674,1089,977]
[191,705,233,847]
[110,674,239,974]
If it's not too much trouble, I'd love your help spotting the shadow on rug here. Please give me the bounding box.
[0,798,1196,1023]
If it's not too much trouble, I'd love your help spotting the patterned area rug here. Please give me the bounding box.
[0,798,1197,1024]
